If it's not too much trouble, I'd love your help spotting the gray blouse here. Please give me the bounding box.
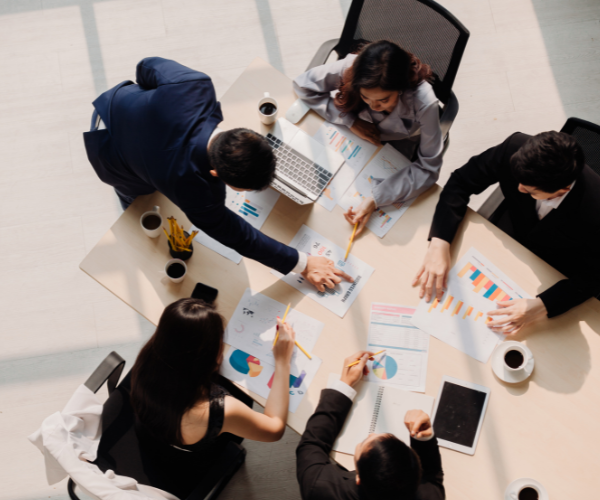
[293,54,444,207]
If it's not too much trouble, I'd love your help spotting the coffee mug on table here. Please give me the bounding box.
[503,343,530,372]
[165,258,187,284]
[258,92,278,125]
[510,484,541,500]
[140,206,162,238]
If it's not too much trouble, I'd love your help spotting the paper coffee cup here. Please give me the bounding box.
[258,92,278,125]
[140,206,162,238]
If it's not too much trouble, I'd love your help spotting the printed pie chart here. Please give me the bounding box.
[372,354,397,380]
[230,349,263,377]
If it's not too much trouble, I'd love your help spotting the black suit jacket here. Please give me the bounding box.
[429,132,600,318]
[296,389,444,500]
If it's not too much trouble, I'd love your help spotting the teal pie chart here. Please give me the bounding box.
[372,354,398,380]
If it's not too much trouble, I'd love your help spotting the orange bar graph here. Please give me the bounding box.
[451,301,464,317]
[497,292,511,302]
[472,273,485,287]
[474,311,483,321]
[462,306,473,319]
[428,298,440,313]
[441,295,454,312]
[474,277,490,293]
[489,288,502,301]
[458,263,473,278]
[485,316,492,324]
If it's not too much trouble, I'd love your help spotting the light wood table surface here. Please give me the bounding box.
[80,58,600,499]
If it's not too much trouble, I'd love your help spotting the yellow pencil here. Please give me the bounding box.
[273,303,291,346]
[344,223,358,262]
[295,340,312,360]
[346,349,386,367]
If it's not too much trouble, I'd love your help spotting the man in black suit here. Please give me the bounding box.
[296,352,444,500]
[413,131,600,334]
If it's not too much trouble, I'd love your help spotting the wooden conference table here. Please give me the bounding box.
[80,58,600,498]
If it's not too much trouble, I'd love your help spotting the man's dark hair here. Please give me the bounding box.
[510,131,585,193]
[356,434,422,500]
[207,128,276,190]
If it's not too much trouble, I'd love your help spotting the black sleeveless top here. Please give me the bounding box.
[135,384,231,498]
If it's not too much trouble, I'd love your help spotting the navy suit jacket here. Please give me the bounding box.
[84,57,298,274]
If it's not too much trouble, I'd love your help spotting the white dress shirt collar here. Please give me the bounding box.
[535,180,575,220]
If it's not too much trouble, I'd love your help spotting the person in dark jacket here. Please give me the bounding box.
[296,351,444,500]
[84,57,351,288]
[413,131,600,334]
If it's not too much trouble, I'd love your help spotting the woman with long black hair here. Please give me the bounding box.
[294,40,444,235]
[129,298,295,498]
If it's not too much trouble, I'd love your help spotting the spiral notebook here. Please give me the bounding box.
[328,374,435,455]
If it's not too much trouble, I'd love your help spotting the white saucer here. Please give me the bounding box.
[504,477,548,500]
[492,341,534,383]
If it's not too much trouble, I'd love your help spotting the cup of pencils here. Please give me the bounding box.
[163,217,198,261]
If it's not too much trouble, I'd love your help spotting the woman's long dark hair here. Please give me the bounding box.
[334,40,433,114]
[130,298,225,446]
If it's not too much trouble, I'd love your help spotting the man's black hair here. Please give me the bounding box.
[356,434,422,500]
[208,128,276,190]
[510,131,585,193]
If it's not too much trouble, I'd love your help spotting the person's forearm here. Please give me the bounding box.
[264,361,290,437]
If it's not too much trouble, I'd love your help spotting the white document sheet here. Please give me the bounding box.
[271,225,375,318]
[313,123,378,211]
[338,143,415,237]
[220,346,322,413]
[329,374,434,455]
[190,187,281,264]
[224,288,324,374]
[364,304,429,393]
[412,247,531,363]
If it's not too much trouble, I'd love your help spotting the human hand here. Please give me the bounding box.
[303,256,353,292]
[340,351,374,387]
[412,238,451,302]
[350,119,382,146]
[404,410,433,439]
[486,298,547,336]
[343,197,377,237]
[272,317,296,366]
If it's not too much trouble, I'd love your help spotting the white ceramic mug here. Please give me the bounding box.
[258,92,278,125]
[510,484,541,500]
[140,206,162,238]
[165,258,187,283]
[503,343,530,372]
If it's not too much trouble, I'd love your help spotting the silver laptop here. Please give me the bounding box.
[265,118,345,205]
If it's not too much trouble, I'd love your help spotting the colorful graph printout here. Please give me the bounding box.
[271,225,375,317]
[338,144,415,237]
[364,303,430,392]
[313,123,378,211]
[191,187,281,264]
[412,248,531,363]
[220,346,322,413]
[225,289,324,374]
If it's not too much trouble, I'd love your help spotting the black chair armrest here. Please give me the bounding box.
[440,90,459,141]
[84,351,126,395]
[306,38,340,71]
[186,441,247,500]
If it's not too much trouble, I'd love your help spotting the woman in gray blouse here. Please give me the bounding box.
[293,41,444,235]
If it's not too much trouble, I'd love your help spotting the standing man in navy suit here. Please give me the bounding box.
[84,57,352,288]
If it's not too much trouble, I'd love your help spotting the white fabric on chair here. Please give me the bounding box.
[28,384,179,500]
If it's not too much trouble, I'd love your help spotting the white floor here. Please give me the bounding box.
[1,1,599,499]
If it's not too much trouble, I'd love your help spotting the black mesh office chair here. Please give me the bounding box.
[306,0,470,141]
[67,352,248,500]
[560,117,600,177]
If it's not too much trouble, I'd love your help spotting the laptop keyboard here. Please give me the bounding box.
[266,133,333,196]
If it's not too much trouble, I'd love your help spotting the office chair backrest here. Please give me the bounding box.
[561,117,600,177]
[336,0,469,104]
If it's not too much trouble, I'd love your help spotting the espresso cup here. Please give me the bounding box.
[165,258,187,283]
[258,92,278,125]
[140,206,162,238]
[503,344,529,372]
[511,485,540,500]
